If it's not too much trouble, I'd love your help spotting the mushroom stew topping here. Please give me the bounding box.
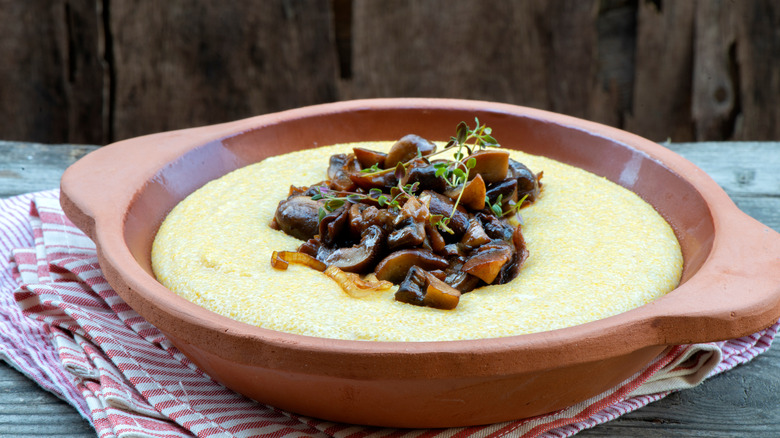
[270,119,543,309]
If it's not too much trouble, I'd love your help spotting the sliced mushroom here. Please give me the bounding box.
[374,249,449,283]
[400,158,448,192]
[322,225,386,273]
[328,154,359,191]
[509,159,543,203]
[361,205,396,231]
[387,222,426,250]
[347,203,366,240]
[444,270,482,293]
[422,190,469,236]
[318,206,350,246]
[476,212,514,240]
[394,266,428,305]
[274,196,322,240]
[349,166,397,191]
[495,227,529,285]
[353,147,387,169]
[444,173,486,211]
[486,178,518,212]
[465,150,510,184]
[422,273,461,310]
[395,266,460,310]
[424,221,447,254]
[387,196,429,249]
[461,240,514,284]
[460,218,491,249]
[385,134,437,169]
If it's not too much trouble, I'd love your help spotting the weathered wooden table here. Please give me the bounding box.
[1,140,778,437]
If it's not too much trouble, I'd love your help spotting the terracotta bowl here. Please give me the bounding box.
[60,98,780,428]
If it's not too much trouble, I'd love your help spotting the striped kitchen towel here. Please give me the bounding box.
[1,190,777,438]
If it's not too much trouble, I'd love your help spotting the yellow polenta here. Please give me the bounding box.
[151,142,683,342]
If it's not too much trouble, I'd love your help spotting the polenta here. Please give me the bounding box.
[151,141,683,342]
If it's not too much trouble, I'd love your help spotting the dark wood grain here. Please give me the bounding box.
[0,0,104,145]
[2,1,780,144]
[108,0,339,140]
[625,0,696,142]
[1,140,779,437]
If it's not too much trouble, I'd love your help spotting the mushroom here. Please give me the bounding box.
[486,178,518,211]
[394,266,427,305]
[361,205,396,231]
[274,196,322,240]
[328,153,359,191]
[460,218,491,249]
[387,222,426,249]
[349,166,397,191]
[464,150,510,184]
[374,249,449,283]
[461,240,514,284]
[476,212,514,240]
[318,205,350,246]
[387,196,429,249]
[496,224,530,284]
[422,273,461,310]
[322,225,386,273]
[444,270,482,293]
[509,159,543,203]
[422,190,469,236]
[424,221,447,254]
[384,134,437,169]
[395,266,460,310]
[353,147,387,169]
[443,173,486,211]
[400,158,448,192]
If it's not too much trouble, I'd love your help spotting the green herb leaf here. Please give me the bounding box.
[361,163,381,173]
[368,188,383,197]
[456,121,468,144]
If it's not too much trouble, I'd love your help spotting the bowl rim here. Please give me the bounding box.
[60,98,780,378]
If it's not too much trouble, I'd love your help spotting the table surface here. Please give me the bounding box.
[1,140,779,437]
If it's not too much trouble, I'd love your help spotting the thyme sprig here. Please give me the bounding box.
[311,182,420,222]
[445,117,500,160]
[314,118,509,234]
[485,193,529,218]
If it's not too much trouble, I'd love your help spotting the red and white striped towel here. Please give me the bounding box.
[1,190,777,438]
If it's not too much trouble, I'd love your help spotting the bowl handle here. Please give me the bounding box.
[59,122,247,241]
[646,205,780,345]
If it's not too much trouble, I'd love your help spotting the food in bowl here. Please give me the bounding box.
[151,121,683,342]
[270,120,541,310]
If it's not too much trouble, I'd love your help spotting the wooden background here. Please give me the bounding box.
[1,0,778,146]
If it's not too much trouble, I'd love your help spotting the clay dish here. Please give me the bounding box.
[60,99,780,428]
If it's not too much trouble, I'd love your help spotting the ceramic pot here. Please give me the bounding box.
[60,98,780,428]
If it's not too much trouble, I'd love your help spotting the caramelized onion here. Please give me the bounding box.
[271,251,327,271]
[324,265,393,298]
